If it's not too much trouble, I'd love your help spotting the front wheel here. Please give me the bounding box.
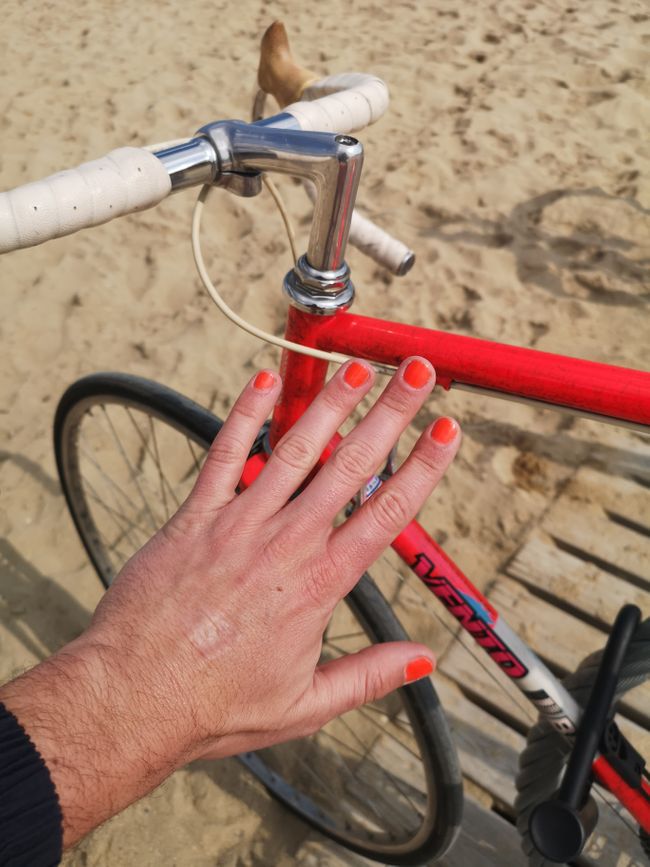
[54,372,463,864]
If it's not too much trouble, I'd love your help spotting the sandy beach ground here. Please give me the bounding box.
[1,1,649,864]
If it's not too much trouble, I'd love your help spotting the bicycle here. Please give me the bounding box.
[1,20,648,866]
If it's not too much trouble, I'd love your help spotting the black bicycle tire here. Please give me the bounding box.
[54,371,463,865]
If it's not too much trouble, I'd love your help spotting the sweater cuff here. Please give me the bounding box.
[0,701,63,866]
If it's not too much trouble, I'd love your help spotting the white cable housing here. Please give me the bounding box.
[191,184,395,374]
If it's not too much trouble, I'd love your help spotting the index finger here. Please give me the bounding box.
[239,359,377,518]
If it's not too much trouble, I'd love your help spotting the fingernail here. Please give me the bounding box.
[403,359,432,389]
[431,417,458,444]
[404,656,435,683]
[344,361,371,388]
[253,371,275,391]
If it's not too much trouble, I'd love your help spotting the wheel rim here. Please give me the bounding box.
[56,388,442,860]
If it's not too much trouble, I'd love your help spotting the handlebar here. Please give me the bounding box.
[0,147,171,254]
[0,22,413,276]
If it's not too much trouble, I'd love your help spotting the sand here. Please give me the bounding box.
[1,1,649,864]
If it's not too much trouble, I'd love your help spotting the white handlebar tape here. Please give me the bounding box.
[349,209,413,275]
[284,73,390,134]
[0,147,171,254]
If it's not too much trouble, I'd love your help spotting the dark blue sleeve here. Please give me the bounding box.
[0,702,63,866]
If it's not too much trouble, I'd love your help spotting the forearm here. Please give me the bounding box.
[0,636,182,848]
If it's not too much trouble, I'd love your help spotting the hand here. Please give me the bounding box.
[0,357,461,847]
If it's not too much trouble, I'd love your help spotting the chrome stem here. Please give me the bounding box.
[197,120,363,274]
[154,116,363,312]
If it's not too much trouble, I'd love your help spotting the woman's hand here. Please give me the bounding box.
[0,357,461,847]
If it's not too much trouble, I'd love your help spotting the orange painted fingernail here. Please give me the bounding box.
[431,417,458,444]
[253,371,275,391]
[404,656,435,683]
[403,359,432,389]
[344,361,371,388]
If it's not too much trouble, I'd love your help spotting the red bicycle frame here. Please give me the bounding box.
[269,307,650,438]
[246,304,650,832]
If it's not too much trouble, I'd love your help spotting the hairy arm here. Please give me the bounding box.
[0,635,188,847]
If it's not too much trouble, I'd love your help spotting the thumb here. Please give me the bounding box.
[311,642,436,723]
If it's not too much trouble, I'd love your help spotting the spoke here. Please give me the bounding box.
[101,406,158,532]
[79,445,154,546]
[332,713,424,823]
[443,611,536,724]
[84,502,136,566]
[148,413,170,519]
[322,731,403,834]
[317,730,402,830]
[355,705,422,761]
[319,724,423,830]
[80,488,137,574]
[267,745,346,818]
[83,477,150,552]
[124,407,180,513]
[379,553,537,725]
[186,437,202,476]
[335,713,424,816]
[79,448,150,553]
